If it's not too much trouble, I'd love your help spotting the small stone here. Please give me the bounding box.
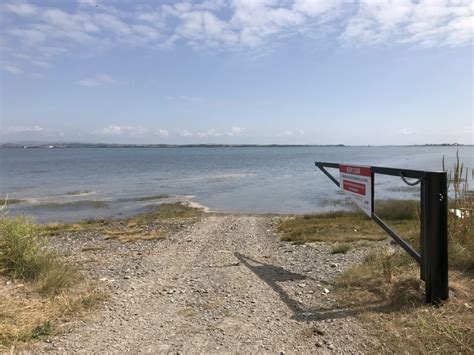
[298,283,306,288]
[323,288,330,294]
[123,275,131,280]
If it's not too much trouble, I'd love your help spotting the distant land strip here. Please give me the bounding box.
[0,142,468,149]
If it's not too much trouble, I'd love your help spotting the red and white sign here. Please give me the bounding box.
[339,164,372,217]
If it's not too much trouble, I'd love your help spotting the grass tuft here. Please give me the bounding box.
[0,216,76,295]
[374,199,418,220]
[0,216,102,349]
[331,243,352,254]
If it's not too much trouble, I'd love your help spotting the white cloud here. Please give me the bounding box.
[398,128,415,135]
[293,0,342,17]
[31,60,50,68]
[179,130,193,137]
[1,0,472,74]
[197,126,246,137]
[164,95,203,103]
[5,2,38,16]
[277,129,304,136]
[9,28,47,44]
[156,129,169,137]
[340,0,473,46]
[1,125,43,133]
[78,74,117,87]
[93,125,149,136]
[2,64,22,74]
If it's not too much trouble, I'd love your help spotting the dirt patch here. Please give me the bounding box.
[38,214,381,353]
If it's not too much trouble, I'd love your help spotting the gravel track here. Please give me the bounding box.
[41,214,380,353]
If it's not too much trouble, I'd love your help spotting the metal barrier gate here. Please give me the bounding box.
[315,162,448,304]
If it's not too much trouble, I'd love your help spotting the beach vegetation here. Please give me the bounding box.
[121,194,170,202]
[331,243,352,254]
[0,216,102,349]
[0,198,23,205]
[332,155,473,353]
[66,190,91,195]
[278,199,419,245]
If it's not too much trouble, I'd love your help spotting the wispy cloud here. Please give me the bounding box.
[1,0,471,76]
[164,95,203,103]
[179,130,193,137]
[156,129,169,138]
[1,125,43,134]
[277,129,304,137]
[93,125,149,136]
[196,126,246,137]
[78,74,117,87]
[398,128,415,136]
[1,63,22,74]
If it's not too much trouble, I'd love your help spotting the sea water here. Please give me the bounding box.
[1,146,472,222]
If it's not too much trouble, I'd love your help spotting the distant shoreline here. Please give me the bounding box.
[0,143,469,149]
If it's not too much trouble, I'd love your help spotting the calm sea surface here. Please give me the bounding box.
[1,146,472,222]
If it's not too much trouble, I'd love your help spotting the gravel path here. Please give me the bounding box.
[41,214,380,353]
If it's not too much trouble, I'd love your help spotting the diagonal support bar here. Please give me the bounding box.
[315,162,340,187]
[372,213,421,264]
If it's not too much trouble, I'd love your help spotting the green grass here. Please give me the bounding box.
[66,190,91,195]
[374,199,418,220]
[29,321,52,340]
[277,200,420,245]
[40,203,204,244]
[0,198,23,205]
[0,216,77,295]
[121,194,170,202]
[331,243,352,254]
[0,216,102,349]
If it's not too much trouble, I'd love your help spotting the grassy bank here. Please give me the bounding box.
[278,200,419,245]
[277,197,473,352]
[40,202,204,243]
[0,216,102,350]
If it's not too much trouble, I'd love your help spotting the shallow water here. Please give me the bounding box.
[1,146,472,222]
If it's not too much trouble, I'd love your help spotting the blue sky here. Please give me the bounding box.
[0,0,472,145]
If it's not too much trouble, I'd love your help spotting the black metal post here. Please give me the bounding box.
[422,172,448,304]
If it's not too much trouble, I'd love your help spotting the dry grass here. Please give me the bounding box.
[103,228,166,243]
[277,203,420,245]
[335,251,473,353]
[278,192,473,352]
[40,203,204,243]
[0,277,103,350]
[0,217,102,349]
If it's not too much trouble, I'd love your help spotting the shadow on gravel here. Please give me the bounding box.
[234,252,352,322]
